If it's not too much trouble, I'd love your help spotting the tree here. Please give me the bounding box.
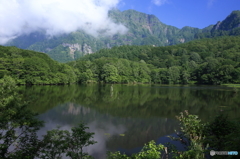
[150,68,160,83]
[132,141,165,159]
[102,64,120,83]
[131,62,140,82]
[218,65,235,83]
[181,70,190,84]
[168,110,207,159]
[107,140,165,159]
[0,76,44,158]
[139,62,151,83]
[159,68,169,84]
[38,128,70,159]
[66,123,96,159]
[168,66,181,84]
[190,52,202,63]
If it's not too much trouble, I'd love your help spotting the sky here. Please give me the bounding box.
[0,0,239,44]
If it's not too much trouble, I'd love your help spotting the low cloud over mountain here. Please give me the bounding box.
[0,0,128,44]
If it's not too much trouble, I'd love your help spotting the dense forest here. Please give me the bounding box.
[74,36,240,85]
[1,35,240,85]
[0,46,77,84]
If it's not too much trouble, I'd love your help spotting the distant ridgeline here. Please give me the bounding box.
[5,10,240,63]
[195,10,240,39]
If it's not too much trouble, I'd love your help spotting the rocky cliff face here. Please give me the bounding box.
[213,21,222,30]
[62,43,93,59]
[62,43,80,59]
[179,38,185,43]
[82,43,93,54]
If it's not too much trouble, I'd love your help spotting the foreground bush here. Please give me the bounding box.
[107,140,165,159]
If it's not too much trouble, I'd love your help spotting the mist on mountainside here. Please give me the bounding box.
[0,0,128,45]
[2,1,240,63]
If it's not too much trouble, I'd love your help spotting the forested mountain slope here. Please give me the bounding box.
[0,46,77,84]
[75,36,240,85]
[1,36,240,85]
[5,10,240,62]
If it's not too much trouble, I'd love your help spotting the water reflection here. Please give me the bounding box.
[20,84,240,158]
[63,103,91,115]
[36,102,178,158]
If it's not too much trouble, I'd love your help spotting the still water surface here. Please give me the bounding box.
[20,84,240,158]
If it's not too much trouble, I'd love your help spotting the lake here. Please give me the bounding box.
[20,84,240,159]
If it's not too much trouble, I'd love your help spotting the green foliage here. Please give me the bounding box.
[0,75,16,107]
[107,151,130,159]
[38,123,96,159]
[66,123,96,159]
[132,141,165,159]
[107,140,165,159]
[74,57,155,84]
[167,111,240,159]
[38,127,70,159]
[0,76,44,158]
[169,110,207,159]
[78,36,240,84]
[0,45,78,85]
[203,114,240,158]
[102,64,120,83]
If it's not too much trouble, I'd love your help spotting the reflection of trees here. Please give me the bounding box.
[20,84,240,153]
[22,84,240,122]
[39,103,179,151]
[21,85,79,113]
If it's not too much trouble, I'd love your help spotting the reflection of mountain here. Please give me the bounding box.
[63,103,91,115]
[38,102,178,156]
[36,115,127,159]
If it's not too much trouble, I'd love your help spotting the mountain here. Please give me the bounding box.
[5,10,240,62]
[195,10,240,39]
[212,10,240,31]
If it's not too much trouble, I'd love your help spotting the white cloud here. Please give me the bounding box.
[0,0,128,44]
[118,1,126,8]
[151,0,168,6]
[207,0,216,8]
